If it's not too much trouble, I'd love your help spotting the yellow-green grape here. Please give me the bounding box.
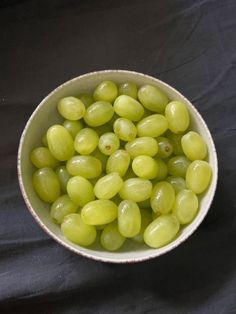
[133,209,152,243]
[138,198,151,209]
[119,178,152,202]
[181,131,207,161]
[144,215,180,248]
[125,137,158,159]
[136,114,168,137]
[67,176,95,207]
[93,80,118,103]
[98,132,120,155]
[113,118,137,141]
[151,181,175,214]
[119,82,138,99]
[66,155,102,178]
[84,101,114,127]
[132,155,159,179]
[78,94,94,107]
[56,165,71,193]
[166,176,186,193]
[165,101,190,134]
[186,160,212,194]
[42,134,48,147]
[30,147,59,168]
[61,213,96,246]
[172,189,198,224]
[91,148,108,171]
[50,195,77,224]
[168,155,191,178]
[47,125,75,161]
[138,85,169,113]
[63,120,84,138]
[113,95,144,121]
[152,158,168,181]
[74,128,99,155]
[166,131,184,155]
[100,221,125,251]
[32,167,60,203]
[106,150,130,177]
[118,200,141,237]
[94,173,123,199]
[156,137,173,158]
[81,200,118,225]
[57,97,85,120]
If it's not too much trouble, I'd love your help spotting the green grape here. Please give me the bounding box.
[132,155,159,179]
[63,120,84,138]
[94,173,123,199]
[165,101,190,134]
[30,147,59,168]
[32,167,60,203]
[186,160,212,194]
[144,214,180,248]
[113,118,137,141]
[138,198,151,209]
[91,148,108,171]
[78,94,94,107]
[156,137,173,158]
[42,134,48,147]
[166,176,186,193]
[113,95,144,121]
[136,114,168,137]
[167,155,191,178]
[166,131,183,155]
[61,213,96,246]
[172,189,198,224]
[119,178,152,202]
[106,150,130,177]
[98,132,120,155]
[119,82,138,99]
[56,165,71,193]
[47,125,75,161]
[152,158,168,181]
[133,209,152,243]
[125,137,158,158]
[50,194,77,224]
[66,155,102,178]
[118,200,141,237]
[57,97,85,120]
[138,85,169,113]
[93,80,118,103]
[181,131,207,161]
[84,101,114,127]
[100,221,125,251]
[81,200,118,225]
[67,176,95,207]
[151,181,175,214]
[74,128,99,155]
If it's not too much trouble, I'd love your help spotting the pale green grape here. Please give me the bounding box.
[81,200,118,225]
[57,97,85,120]
[32,167,60,203]
[144,214,179,248]
[78,94,94,107]
[118,200,141,237]
[56,165,71,193]
[186,160,212,194]
[125,137,158,158]
[114,95,144,121]
[106,150,130,177]
[63,120,84,138]
[166,131,183,155]
[152,158,168,181]
[67,176,95,206]
[167,155,191,178]
[98,132,120,155]
[74,128,99,155]
[181,131,207,161]
[138,85,169,113]
[166,176,186,193]
[30,147,59,168]
[132,155,159,179]
[113,118,137,141]
[132,209,152,243]
[84,101,114,127]
[119,82,138,99]
[50,194,77,224]
[61,213,96,246]
[151,181,175,214]
[156,137,173,158]
[91,148,108,171]
[93,80,118,103]
[42,134,48,147]
[165,101,190,134]
[136,114,168,137]
[172,189,198,224]
[66,155,102,178]
[100,221,125,251]
[94,172,123,199]
[47,125,75,161]
[119,178,152,202]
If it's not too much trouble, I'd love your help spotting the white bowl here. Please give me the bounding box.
[17,70,218,263]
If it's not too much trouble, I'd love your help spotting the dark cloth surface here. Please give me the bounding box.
[1,0,236,313]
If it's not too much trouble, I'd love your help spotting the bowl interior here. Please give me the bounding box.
[18,70,218,263]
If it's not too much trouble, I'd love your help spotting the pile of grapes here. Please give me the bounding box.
[31,81,212,251]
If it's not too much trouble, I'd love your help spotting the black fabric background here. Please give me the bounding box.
[1,0,236,313]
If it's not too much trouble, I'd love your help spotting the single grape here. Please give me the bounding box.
[30,147,59,168]
[166,176,186,193]
[152,158,168,182]
[94,172,123,200]
[136,114,168,137]
[78,94,94,107]
[50,194,77,224]
[57,97,85,120]
[84,101,114,127]
[67,176,95,207]
[119,178,152,202]
[100,221,125,251]
[166,131,184,155]
[156,137,173,158]
[114,95,144,121]
[113,118,137,141]
[119,82,138,99]
[125,137,158,158]
[186,160,212,194]
[93,80,118,103]
[132,209,152,243]
[151,181,175,214]
[106,149,130,177]
[167,155,191,178]
[181,131,207,161]
[63,120,84,138]
[91,148,108,171]
[66,155,102,178]
[132,155,159,179]
[74,128,99,155]
[138,85,169,113]
[56,165,71,193]
[118,200,141,237]
[98,132,120,155]
[165,101,190,134]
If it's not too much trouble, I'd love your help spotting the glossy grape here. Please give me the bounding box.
[84,101,114,127]
[50,195,77,224]
[94,172,123,199]
[30,147,59,168]
[114,95,144,121]
[151,181,175,214]
[125,137,158,158]
[165,101,190,134]
[74,128,99,155]
[136,114,168,137]
[156,137,173,158]
[118,200,141,237]
[93,80,118,103]
[78,94,94,107]
[119,178,152,202]
[186,160,212,194]
[113,118,137,141]
[58,96,85,120]
[100,222,125,251]
[67,176,95,207]
[98,132,120,155]
[119,82,138,99]
[138,85,168,113]
[181,131,207,161]
[63,120,84,138]
[167,155,191,178]
[132,155,159,179]
[56,165,71,193]
[166,176,186,193]
[106,149,130,177]
[66,155,102,178]
[166,131,183,155]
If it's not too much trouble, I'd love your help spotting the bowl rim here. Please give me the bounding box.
[17,69,218,263]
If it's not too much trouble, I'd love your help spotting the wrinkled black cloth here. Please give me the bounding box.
[1,0,236,313]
